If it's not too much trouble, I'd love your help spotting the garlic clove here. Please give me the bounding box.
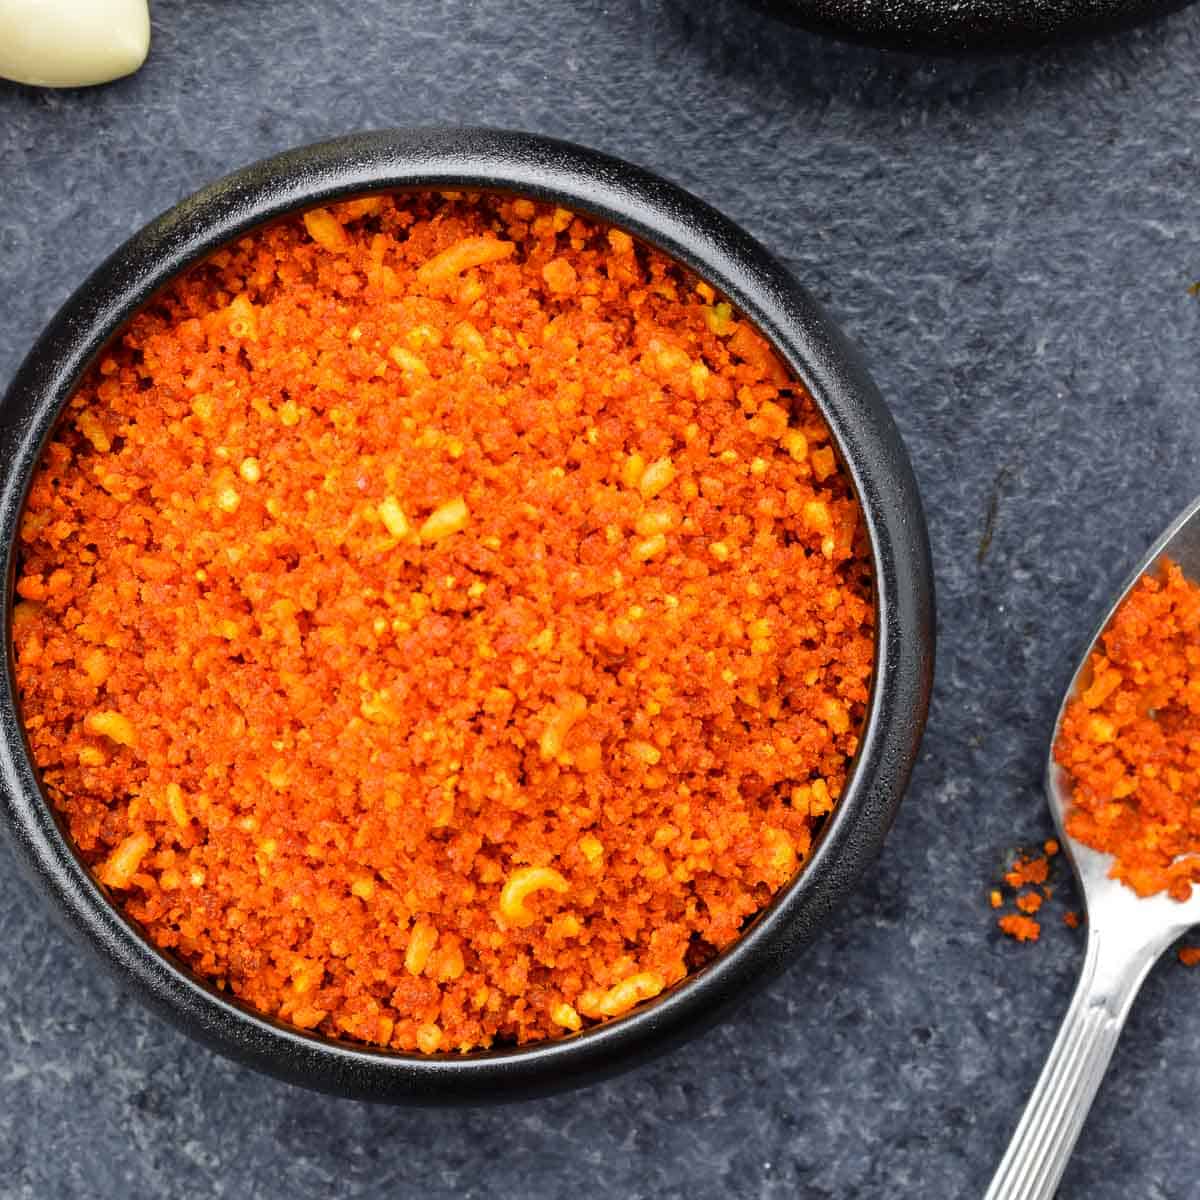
[0,0,151,88]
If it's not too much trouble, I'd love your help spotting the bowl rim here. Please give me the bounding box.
[750,0,1192,53]
[0,127,934,1102]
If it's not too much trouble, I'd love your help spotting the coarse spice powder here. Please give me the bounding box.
[13,192,874,1052]
[997,560,1200,964]
[1056,560,1200,902]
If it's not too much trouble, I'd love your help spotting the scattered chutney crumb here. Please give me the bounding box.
[1179,947,1200,967]
[1056,560,1200,901]
[998,914,1041,943]
[994,845,1058,943]
[1064,911,1081,929]
[13,192,874,1053]
[989,889,1003,909]
[1004,853,1050,890]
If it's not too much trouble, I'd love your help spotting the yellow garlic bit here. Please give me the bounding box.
[538,693,587,762]
[577,972,665,1019]
[419,497,469,542]
[98,831,153,889]
[632,534,667,562]
[628,740,661,765]
[551,1002,583,1032]
[416,1023,444,1054]
[638,457,676,499]
[164,782,188,826]
[85,710,136,747]
[388,345,430,375]
[499,866,570,927]
[416,236,515,293]
[405,921,439,976]
[303,207,349,253]
[579,834,604,863]
[634,508,675,537]
[378,496,411,540]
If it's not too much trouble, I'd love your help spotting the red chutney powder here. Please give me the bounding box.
[13,193,874,1052]
[997,914,1041,943]
[994,841,1059,943]
[1055,560,1200,903]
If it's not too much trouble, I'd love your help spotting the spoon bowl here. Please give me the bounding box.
[986,493,1200,1200]
[1048,490,1200,937]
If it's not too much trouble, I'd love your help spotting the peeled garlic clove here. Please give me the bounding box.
[0,0,150,88]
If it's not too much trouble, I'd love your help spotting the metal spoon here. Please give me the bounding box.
[984,495,1200,1200]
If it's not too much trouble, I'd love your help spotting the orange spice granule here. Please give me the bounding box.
[1178,947,1200,967]
[1064,911,1081,929]
[995,846,1057,943]
[1004,853,1050,890]
[998,914,1041,943]
[1055,560,1200,902]
[13,193,874,1053]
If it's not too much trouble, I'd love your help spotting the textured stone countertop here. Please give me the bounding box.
[3,3,1200,1197]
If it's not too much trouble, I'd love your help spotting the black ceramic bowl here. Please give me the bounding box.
[0,128,933,1102]
[752,0,1192,51]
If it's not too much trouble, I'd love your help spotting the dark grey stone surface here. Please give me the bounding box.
[2,2,1200,1197]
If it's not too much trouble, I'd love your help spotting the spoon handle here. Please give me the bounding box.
[983,925,1166,1200]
